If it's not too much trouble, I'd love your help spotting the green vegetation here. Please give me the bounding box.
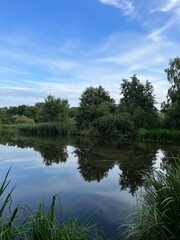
[17,122,76,136]
[123,158,180,240]
[139,129,180,142]
[0,169,100,239]
[0,57,180,140]
[161,57,180,129]
[120,75,159,130]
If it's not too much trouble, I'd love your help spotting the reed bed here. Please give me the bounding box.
[123,158,180,240]
[0,169,100,240]
[17,122,76,137]
[139,129,180,142]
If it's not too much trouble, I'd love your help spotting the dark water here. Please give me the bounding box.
[0,132,180,239]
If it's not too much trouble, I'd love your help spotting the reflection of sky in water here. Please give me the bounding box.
[1,142,179,239]
[153,150,164,169]
[0,144,134,238]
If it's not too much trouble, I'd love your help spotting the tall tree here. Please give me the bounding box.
[119,75,159,129]
[161,57,180,129]
[77,86,116,133]
[79,86,115,107]
[43,95,69,122]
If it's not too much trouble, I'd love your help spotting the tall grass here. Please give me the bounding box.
[139,129,180,142]
[17,122,76,137]
[0,168,22,239]
[0,169,101,239]
[123,158,180,240]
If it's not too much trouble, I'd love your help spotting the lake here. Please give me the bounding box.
[0,132,180,239]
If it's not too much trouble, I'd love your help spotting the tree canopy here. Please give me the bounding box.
[76,86,118,135]
[119,75,159,129]
[161,57,180,129]
[79,86,115,107]
[43,95,69,122]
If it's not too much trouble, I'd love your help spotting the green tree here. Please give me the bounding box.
[119,75,159,130]
[161,57,180,129]
[11,115,35,124]
[42,95,69,122]
[76,86,116,134]
[79,86,115,107]
[0,108,9,124]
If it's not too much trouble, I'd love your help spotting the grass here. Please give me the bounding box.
[0,124,16,129]
[123,158,180,240]
[139,129,180,142]
[17,122,76,137]
[0,169,101,240]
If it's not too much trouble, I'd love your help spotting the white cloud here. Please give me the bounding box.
[0,67,30,75]
[99,0,134,16]
[147,18,176,42]
[157,0,180,12]
[1,0,180,109]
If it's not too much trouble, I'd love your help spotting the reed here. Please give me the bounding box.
[139,129,180,142]
[0,168,23,239]
[0,170,101,239]
[17,122,76,137]
[26,196,100,240]
[123,158,180,240]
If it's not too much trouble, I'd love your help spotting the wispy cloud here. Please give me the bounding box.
[0,0,179,108]
[0,66,30,75]
[155,0,180,12]
[99,0,135,16]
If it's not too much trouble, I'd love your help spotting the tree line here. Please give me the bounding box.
[0,57,180,136]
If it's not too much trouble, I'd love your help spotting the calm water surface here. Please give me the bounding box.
[0,132,180,239]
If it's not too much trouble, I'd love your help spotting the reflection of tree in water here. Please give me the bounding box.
[2,134,180,195]
[159,145,180,172]
[117,144,157,195]
[37,143,68,166]
[0,137,68,166]
[74,148,115,182]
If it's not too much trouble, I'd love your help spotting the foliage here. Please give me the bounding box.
[0,168,23,239]
[11,114,35,124]
[76,85,130,136]
[17,122,76,136]
[123,159,180,240]
[42,95,69,122]
[92,114,133,137]
[161,57,180,129]
[0,170,101,240]
[119,75,159,130]
[0,95,70,124]
[68,107,78,120]
[79,86,115,107]
[139,129,180,142]
[0,108,9,124]
[27,196,100,240]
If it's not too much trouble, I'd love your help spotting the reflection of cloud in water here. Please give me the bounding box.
[1,136,180,239]
[153,149,164,169]
[0,139,179,239]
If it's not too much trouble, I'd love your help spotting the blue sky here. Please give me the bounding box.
[0,0,180,107]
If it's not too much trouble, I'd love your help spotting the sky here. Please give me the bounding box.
[0,0,180,108]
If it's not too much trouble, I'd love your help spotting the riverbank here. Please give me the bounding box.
[139,129,180,142]
[16,122,180,142]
